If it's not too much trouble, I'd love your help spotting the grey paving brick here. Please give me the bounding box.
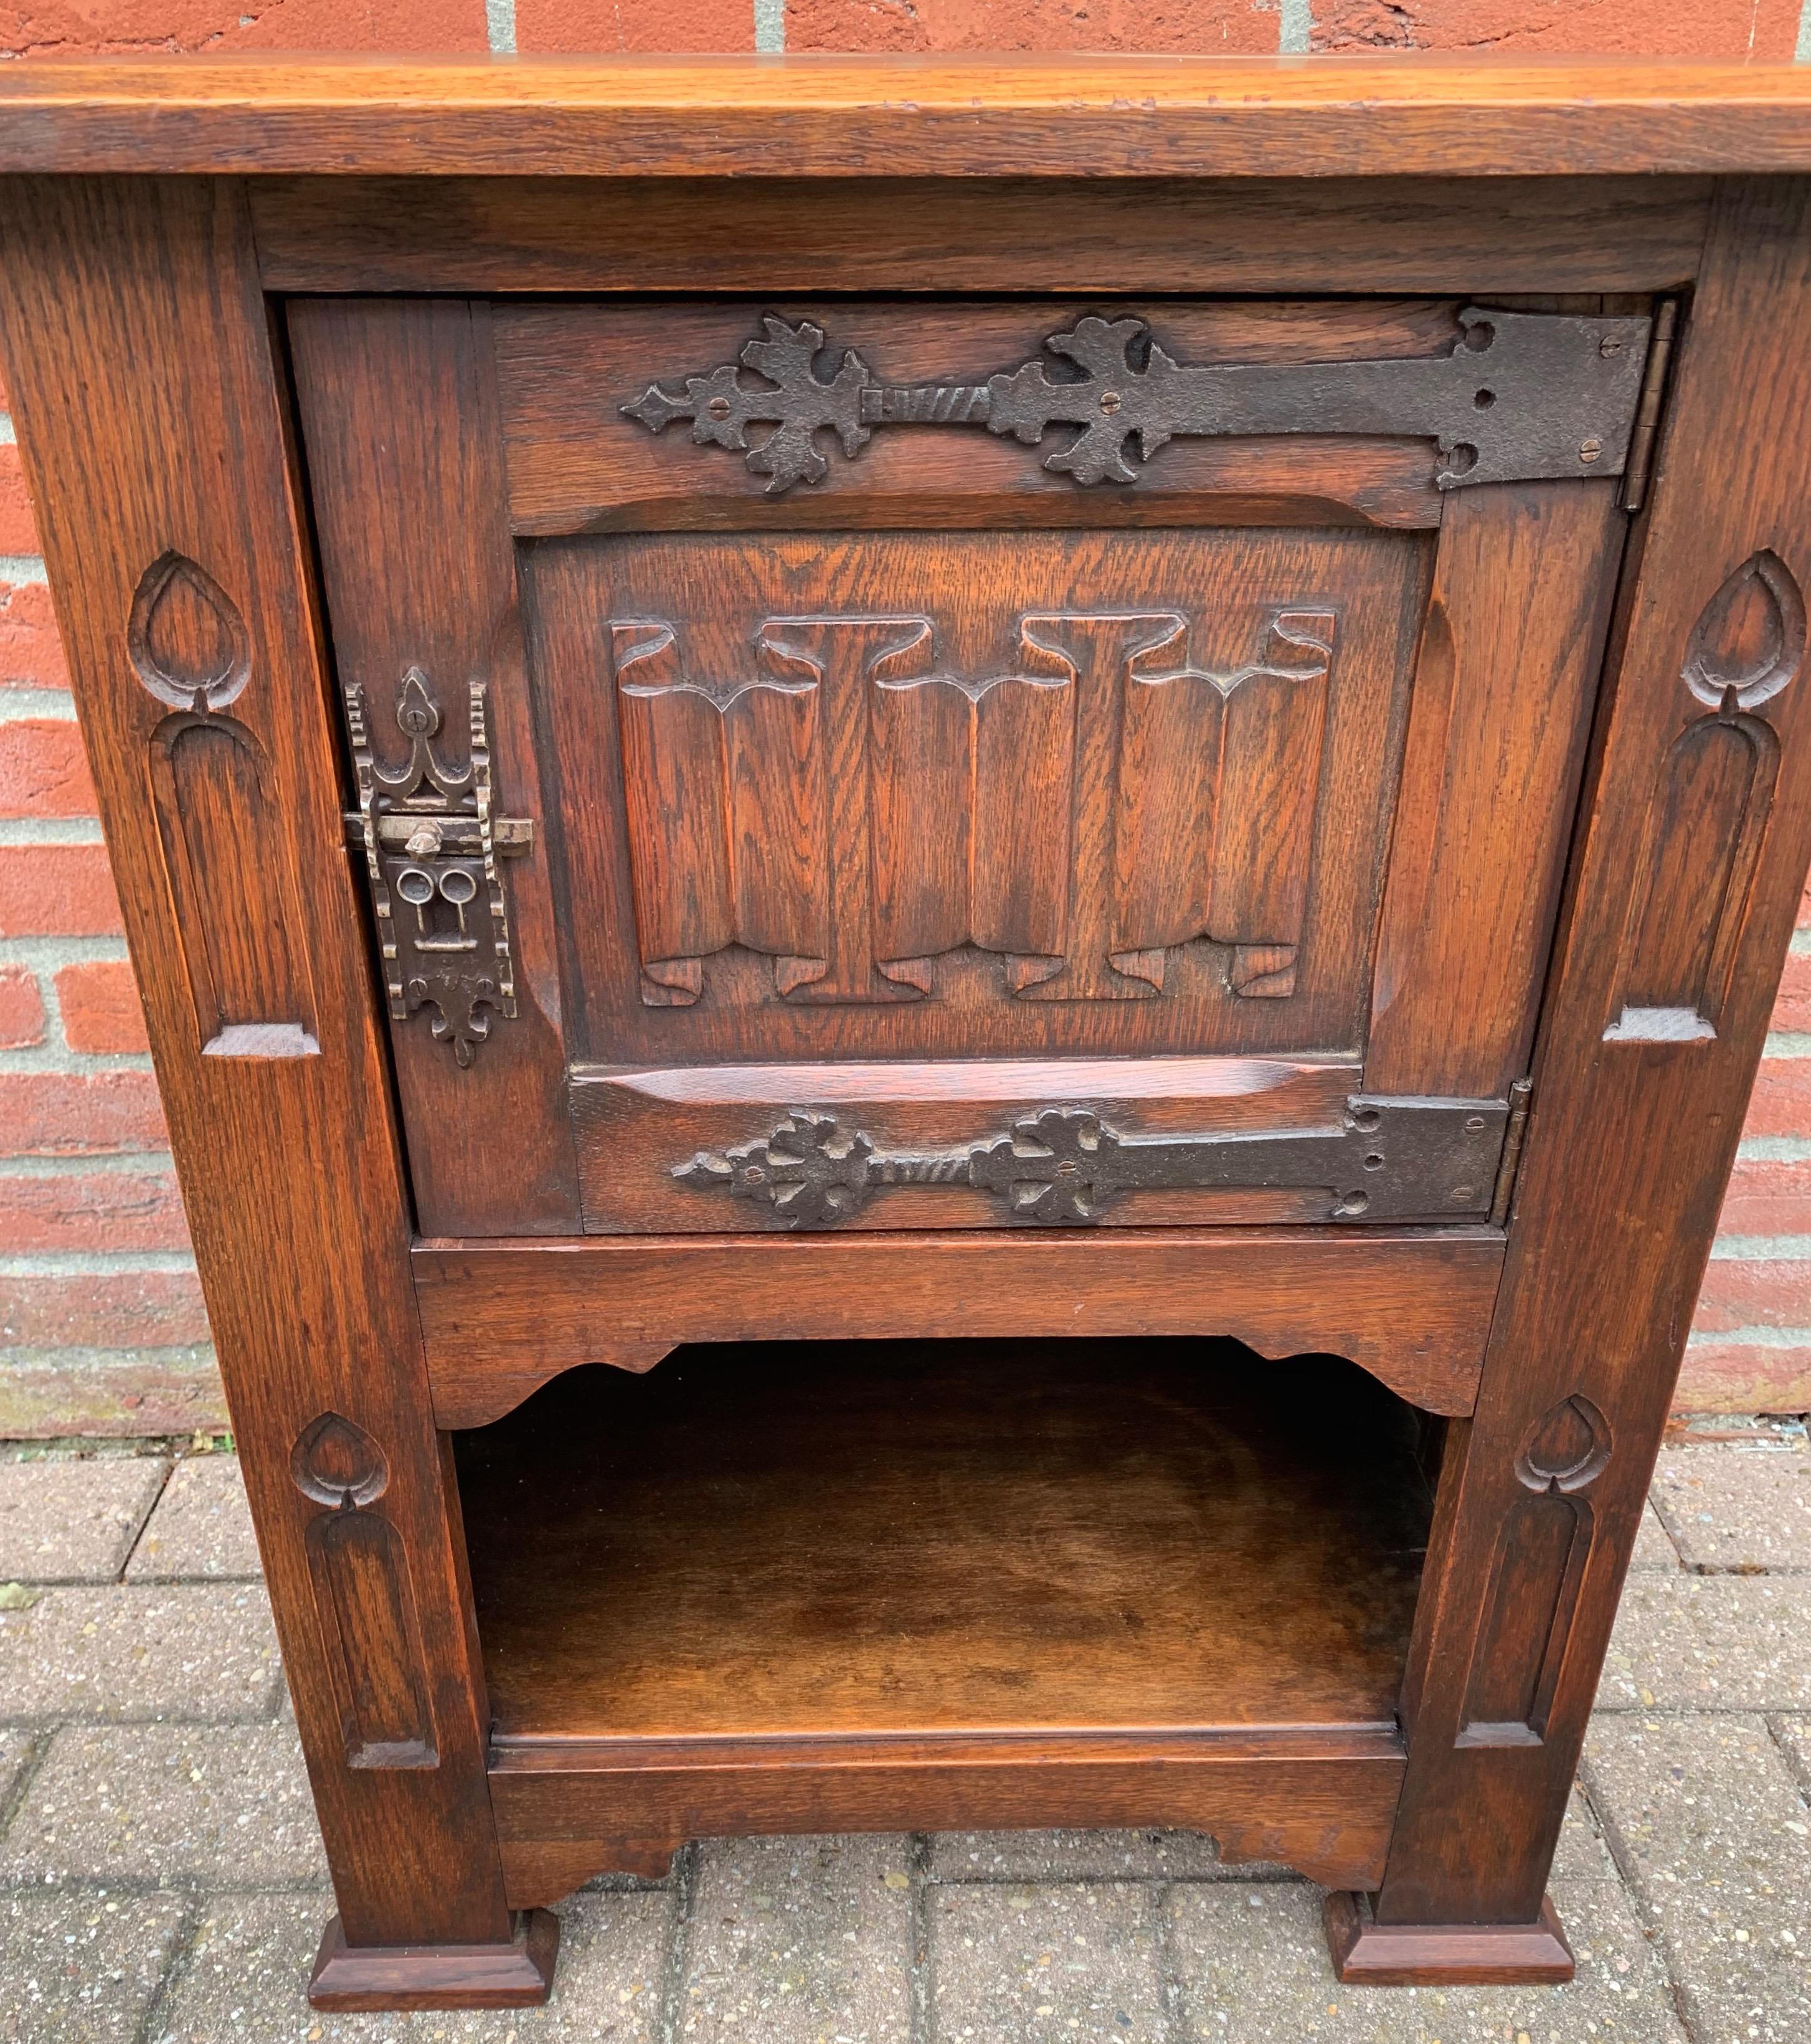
[0,1456,169,1584]
[1771,1713,1811,1796]
[1582,1713,1811,2043]
[1,1721,326,1888]
[1632,1498,1681,1569]
[929,1829,1226,1882]
[930,1878,1164,2043]
[1653,1444,1811,1573]
[679,1833,911,2044]
[1552,1777,1620,1881]
[1599,1574,1811,1709]
[0,1584,282,1724]
[1168,1878,1686,2043]
[152,1887,673,2040]
[125,1457,261,1583]
[0,1890,187,2043]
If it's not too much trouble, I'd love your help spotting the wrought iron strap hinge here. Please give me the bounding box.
[623,307,1652,499]
[676,1094,1511,1229]
[342,668,534,1067]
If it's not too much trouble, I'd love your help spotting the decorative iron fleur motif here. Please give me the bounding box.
[674,1095,1510,1229]
[622,306,1652,499]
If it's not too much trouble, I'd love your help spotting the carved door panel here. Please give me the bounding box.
[288,295,1642,1236]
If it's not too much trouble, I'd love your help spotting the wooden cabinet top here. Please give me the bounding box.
[4,55,1811,179]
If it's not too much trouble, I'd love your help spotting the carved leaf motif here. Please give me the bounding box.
[291,1411,390,1508]
[1682,549,1806,710]
[128,552,250,712]
[1515,1395,1611,1494]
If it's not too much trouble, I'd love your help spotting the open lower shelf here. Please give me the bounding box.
[455,1337,1433,1745]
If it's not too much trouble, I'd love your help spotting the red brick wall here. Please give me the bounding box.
[4,1,1809,1431]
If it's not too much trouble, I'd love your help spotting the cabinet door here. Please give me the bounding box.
[288,295,1639,1237]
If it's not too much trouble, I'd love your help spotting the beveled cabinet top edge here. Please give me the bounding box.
[4,54,1811,178]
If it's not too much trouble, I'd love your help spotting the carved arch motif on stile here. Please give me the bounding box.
[290,1412,438,1771]
[130,552,318,1060]
[611,603,1336,1010]
[1607,549,1805,1046]
[1457,1396,1613,1751]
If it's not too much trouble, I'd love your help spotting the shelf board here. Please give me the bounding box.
[456,1337,1432,1745]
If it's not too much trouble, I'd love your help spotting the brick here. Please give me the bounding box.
[1739,1056,1811,1138]
[0,1353,227,1440]
[932,1879,1163,2042]
[0,0,488,58]
[1676,1340,1811,1414]
[0,443,39,556]
[517,0,754,50]
[0,843,123,935]
[0,1454,168,1582]
[0,1069,168,1153]
[0,1270,209,1350]
[0,716,94,816]
[127,1455,261,1581]
[1718,1152,1811,1237]
[153,1888,672,2042]
[0,964,43,1048]
[0,579,66,691]
[0,1581,281,1722]
[1600,1574,1811,1710]
[1652,1443,1811,1571]
[930,1827,1226,1881]
[55,957,149,1053]
[0,1164,192,1254]
[1693,1257,1811,1333]
[1,1720,327,1887]
[1584,1715,1811,2044]
[0,1891,186,2042]
[1772,949,1811,1033]
[683,1834,911,2043]
[1312,0,1802,57]
[1168,1876,1684,2042]
[790,0,1279,50]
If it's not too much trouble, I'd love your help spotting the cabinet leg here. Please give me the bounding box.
[1324,1891,1573,1986]
[310,1909,560,2012]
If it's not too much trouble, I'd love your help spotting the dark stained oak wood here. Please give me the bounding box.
[461,1342,1426,1895]
[492,1734,1406,1905]
[1325,1891,1573,1986]
[1,57,1810,179]
[309,1909,558,2012]
[250,175,1712,298]
[0,177,516,1977]
[1376,177,1811,1944]
[12,84,1811,2005]
[457,1343,1433,1740]
[413,1228,1506,1427]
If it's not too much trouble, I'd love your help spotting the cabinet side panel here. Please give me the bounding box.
[0,176,513,1949]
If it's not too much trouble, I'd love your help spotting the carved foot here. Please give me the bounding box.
[309,1909,559,2011]
[1323,1892,1573,1986]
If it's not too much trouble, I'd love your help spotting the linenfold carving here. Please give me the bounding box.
[347,668,527,1066]
[1606,550,1804,1046]
[290,1413,437,1771]
[675,1094,1508,1229]
[622,306,1651,497]
[612,604,1335,1010]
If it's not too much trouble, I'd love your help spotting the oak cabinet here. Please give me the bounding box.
[3,55,1810,2007]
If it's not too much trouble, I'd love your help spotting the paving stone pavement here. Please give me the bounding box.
[0,1443,1808,2041]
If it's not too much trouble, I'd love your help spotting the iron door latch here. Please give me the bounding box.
[341,668,534,1067]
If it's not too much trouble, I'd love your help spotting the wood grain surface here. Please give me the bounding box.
[0,58,1809,179]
